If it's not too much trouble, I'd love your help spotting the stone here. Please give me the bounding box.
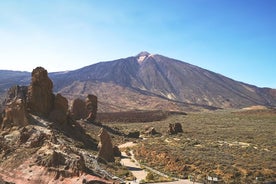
[174,123,183,133]
[1,85,28,129]
[168,123,183,135]
[85,95,97,122]
[17,127,47,148]
[145,127,158,135]
[49,93,69,124]
[97,128,114,162]
[36,149,86,177]
[27,67,54,117]
[70,95,98,122]
[71,98,87,120]
[113,146,121,157]
[4,85,28,104]
[2,99,28,129]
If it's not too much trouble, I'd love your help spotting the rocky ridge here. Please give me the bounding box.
[0,67,119,184]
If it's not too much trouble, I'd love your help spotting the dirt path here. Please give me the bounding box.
[120,151,148,183]
[119,142,148,183]
[119,142,201,184]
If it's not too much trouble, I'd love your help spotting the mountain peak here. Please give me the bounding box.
[136,51,151,57]
[136,51,152,64]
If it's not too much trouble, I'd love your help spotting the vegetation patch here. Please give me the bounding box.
[108,110,276,183]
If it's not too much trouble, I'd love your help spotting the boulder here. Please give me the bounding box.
[174,123,183,133]
[113,146,121,157]
[27,67,54,117]
[85,95,97,122]
[49,93,69,124]
[168,123,183,135]
[97,128,114,162]
[145,127,158,135]
[71,98,87,120]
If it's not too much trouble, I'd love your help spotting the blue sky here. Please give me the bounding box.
[0,0,275,88]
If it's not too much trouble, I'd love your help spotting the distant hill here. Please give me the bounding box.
[1,52,275,112]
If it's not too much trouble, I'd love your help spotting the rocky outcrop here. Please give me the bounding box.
[113,146,121,157]
[71,98,87,120]
[1,85,29,129]
[70,95,98,122]
[4,85,28,104]
[49,94,68,124]
[17,127,47,148]
[145,127,158,135]
[168,123,183,135]
[97,128,114,162]
[36,149,86,177]
[27,67,54,117]
[0,67,108,183]
[1,99,28,129]
[85,95,97,122]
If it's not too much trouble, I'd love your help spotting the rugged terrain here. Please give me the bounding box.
[1,52,275,112]
[0,66,275,184]
[0,67,129,184]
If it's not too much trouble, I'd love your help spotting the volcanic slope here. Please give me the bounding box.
[50,52,276,111]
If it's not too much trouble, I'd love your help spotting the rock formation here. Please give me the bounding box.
[1,99,28,129]
[17,127,48,148]
[168,123,183,135]
[4,85,28,104]
[71,95,98,122]
[113,146,121,157]
[97,128,114,162]
[36,149,86,177]
[27,67,54,117]
[85,94,97,122]
[0,67,111,184]
[71,98,87,120]
[145,127,158,135]
[49,93,69,124]
[1,85,29,129]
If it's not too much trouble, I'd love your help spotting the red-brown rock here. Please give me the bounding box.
[113,146,121,157]
[85,95,97,122]
[97,128,114,162]
[145,127,158,135]
[27,67,54,117]
[1,85,28,129]
[49,93,69,124]
[2,99,28,129]
[168,123,183,135]
[71,98,87,120]
[4,85,28,104]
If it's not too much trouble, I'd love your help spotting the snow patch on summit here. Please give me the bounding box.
[138,55,147,64]
[136,51,154,64]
